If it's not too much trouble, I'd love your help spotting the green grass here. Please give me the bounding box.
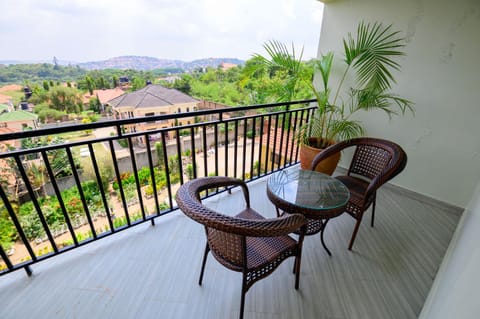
[1,90,24,105]
[56,131,94,142]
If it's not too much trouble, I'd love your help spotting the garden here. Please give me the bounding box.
[0,158,181,269]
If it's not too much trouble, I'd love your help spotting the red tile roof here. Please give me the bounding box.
[261,128,298,156]
[83,88,126,104]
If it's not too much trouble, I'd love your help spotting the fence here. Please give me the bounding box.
[0,99,316,276]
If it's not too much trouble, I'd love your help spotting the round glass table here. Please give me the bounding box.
[267,168,350,255]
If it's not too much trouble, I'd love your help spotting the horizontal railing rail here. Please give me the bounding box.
[0,99,316,276]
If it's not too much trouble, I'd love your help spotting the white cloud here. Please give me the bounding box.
[0,0,323,62]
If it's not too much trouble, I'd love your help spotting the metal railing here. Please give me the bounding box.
[0,99,316,276]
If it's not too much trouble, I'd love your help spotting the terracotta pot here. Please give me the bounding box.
[299,140,340,176]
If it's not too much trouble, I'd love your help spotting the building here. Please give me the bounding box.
[107,84,200,142]
[0,110,38,132]
[83,88,125,105]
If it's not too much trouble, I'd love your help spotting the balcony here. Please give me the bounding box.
[0,175,459,318]
[0,100,462,318]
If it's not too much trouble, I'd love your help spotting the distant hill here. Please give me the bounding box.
[0,56,245,71]
[76,56,244,71]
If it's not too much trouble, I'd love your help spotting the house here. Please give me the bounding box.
[82,87,126,112]
[0,126,18,149]
[107,84,199,142]
[83,88,126,105]
[0,110,38,132]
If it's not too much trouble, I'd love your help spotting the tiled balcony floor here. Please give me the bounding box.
[0,176,461,319]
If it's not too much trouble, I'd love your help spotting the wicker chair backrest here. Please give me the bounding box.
[176,176,306,268]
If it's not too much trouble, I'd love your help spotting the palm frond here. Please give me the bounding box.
[343,21,406,91]
[349,88,414,118]
[314,52,334,91]
[328,119,365,141]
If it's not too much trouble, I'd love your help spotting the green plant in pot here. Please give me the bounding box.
[253,21,414,174]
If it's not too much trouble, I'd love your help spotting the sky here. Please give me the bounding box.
[0,0,324,63]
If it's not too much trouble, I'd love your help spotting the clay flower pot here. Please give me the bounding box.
[299,138,340,175]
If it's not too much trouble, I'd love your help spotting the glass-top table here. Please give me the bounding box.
[267,168,350,255]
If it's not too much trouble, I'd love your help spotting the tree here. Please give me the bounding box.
[171,74,192,94]
[82,155,114,192]
[47,86,83,113]
[131,77,147,91]
[185,163,195,180]
[112,75,119,88]
[85,76,95,95]
[88,96,102,113]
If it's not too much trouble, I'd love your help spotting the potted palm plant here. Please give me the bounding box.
[251,21,414,174]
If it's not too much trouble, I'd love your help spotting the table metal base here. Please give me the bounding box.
[277,208,333,256]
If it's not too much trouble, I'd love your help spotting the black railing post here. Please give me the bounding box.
[242,118,248,180]
[145,136,160,224]
[249,117,256,179]
[190,127,197,179]
[161,132,173,209]
[257,115,265,178]
[127,137,146,220]
[202,126,208,178]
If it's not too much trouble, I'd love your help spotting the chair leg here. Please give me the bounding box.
[294,255,302,289]
[371,194,377,227]
[348,219,362,250]
[199,243,210,285]
[239,276,247,319]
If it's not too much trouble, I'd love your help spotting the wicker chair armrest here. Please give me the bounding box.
[310,139,352,171]
[176,177,306,237]
[186,176,250,206]
[239,211,306,237]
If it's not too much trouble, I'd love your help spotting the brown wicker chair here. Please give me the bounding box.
[176,176,306,319]
[310,137,407,250]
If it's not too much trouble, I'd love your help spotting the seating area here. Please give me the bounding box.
[0,173,460,319]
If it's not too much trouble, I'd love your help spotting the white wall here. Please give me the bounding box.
[419,181,480,318]
[318,0,480,207]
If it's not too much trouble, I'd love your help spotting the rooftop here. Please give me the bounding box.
[0,177,460,319]
[82,88,126,104]
[0,110,37,122]
[107,84,198,109]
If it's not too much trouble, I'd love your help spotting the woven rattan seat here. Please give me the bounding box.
[176,176,306,319]
[311,137,407,250]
